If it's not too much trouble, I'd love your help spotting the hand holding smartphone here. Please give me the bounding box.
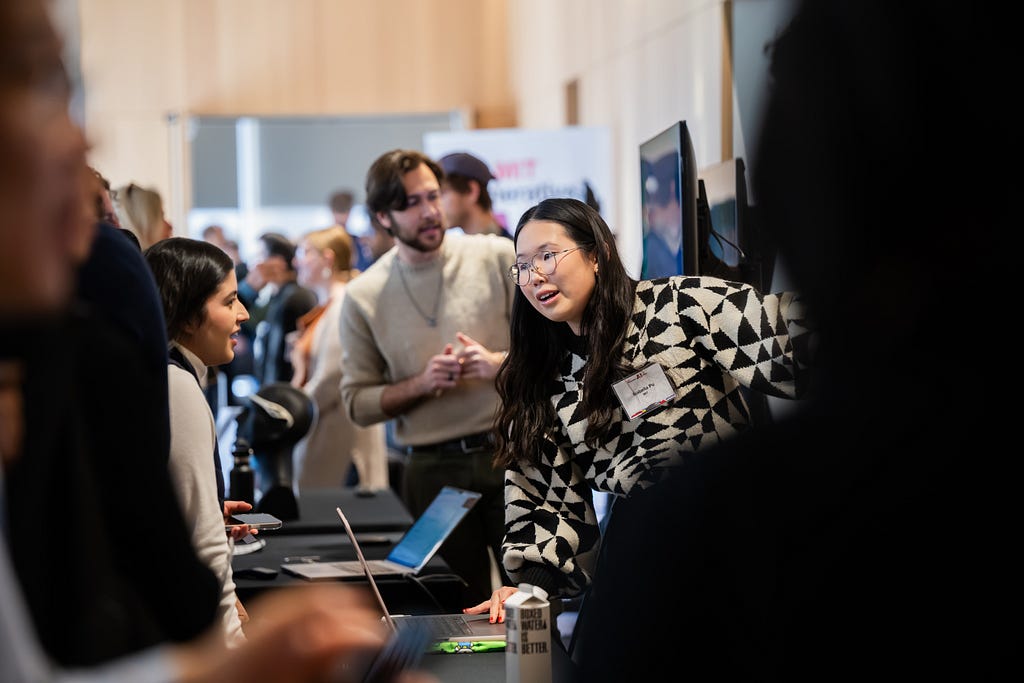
[225,512,283,531]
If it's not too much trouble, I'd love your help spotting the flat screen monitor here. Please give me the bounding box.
[698,157,775,293]
[700,158,744,269]
[639,121,699,278]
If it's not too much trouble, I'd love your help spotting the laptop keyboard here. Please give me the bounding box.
[365,560,398,573]
[396,615,474,638]
[430,616,475,637]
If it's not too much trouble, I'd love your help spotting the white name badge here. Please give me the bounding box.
[612,364,676,420]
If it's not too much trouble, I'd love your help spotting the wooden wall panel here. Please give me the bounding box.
[182,0,323,113]
[316,2,388,111]
[167,0,514,117]
[77,0,515,226]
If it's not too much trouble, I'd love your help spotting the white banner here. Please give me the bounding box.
[424,126,614,237]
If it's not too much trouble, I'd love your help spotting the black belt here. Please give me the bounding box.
[405,431,495,455]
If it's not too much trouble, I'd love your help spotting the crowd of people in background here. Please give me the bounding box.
[1,0,1010,681]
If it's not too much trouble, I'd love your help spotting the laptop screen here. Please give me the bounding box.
[386,486,481,571]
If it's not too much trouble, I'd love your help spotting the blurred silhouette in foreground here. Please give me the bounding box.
[0,1,436,681]
[573,2,1011,681]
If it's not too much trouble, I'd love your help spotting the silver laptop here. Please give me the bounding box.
[280,485,482,581]
[335,497,506,644]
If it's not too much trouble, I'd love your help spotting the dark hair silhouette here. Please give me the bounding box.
[442,172,494,211]
[364,149,444,234]
[144,237,234,342]
[328,189,354,214]
[258,232,298,272]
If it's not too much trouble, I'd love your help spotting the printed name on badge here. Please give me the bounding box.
[612,364,675,419]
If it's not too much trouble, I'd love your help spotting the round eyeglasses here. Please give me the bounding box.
[507,247,583,286]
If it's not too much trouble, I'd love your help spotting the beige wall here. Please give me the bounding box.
[77,0,514,229]
[508,0,729,275]
[72,0,736,272]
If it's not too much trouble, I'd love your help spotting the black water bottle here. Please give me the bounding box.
[230,434,255,505]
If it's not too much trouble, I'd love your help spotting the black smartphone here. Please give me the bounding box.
[224,512,283,531]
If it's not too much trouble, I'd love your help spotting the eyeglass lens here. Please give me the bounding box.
[509,248,579,286]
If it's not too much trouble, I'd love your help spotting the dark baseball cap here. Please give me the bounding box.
[439,152,496,185]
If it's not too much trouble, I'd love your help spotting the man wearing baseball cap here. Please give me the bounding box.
[438,152,512,239]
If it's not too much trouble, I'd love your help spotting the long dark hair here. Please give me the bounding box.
[494,198,637,468]
[144,237,234,343]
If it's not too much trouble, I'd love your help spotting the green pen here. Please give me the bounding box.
[430,640,507,654]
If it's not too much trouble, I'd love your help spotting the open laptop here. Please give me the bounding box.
[334,498,507,644]
[280,485,482,581]
[280,485,479,581]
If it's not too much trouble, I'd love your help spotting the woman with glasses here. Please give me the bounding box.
[464,197,812,622]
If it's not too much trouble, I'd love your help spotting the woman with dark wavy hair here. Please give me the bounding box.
[464,197,812,621]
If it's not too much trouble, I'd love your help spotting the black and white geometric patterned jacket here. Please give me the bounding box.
[502,276,812,597]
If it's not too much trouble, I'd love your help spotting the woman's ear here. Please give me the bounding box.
[180,313,202,338]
